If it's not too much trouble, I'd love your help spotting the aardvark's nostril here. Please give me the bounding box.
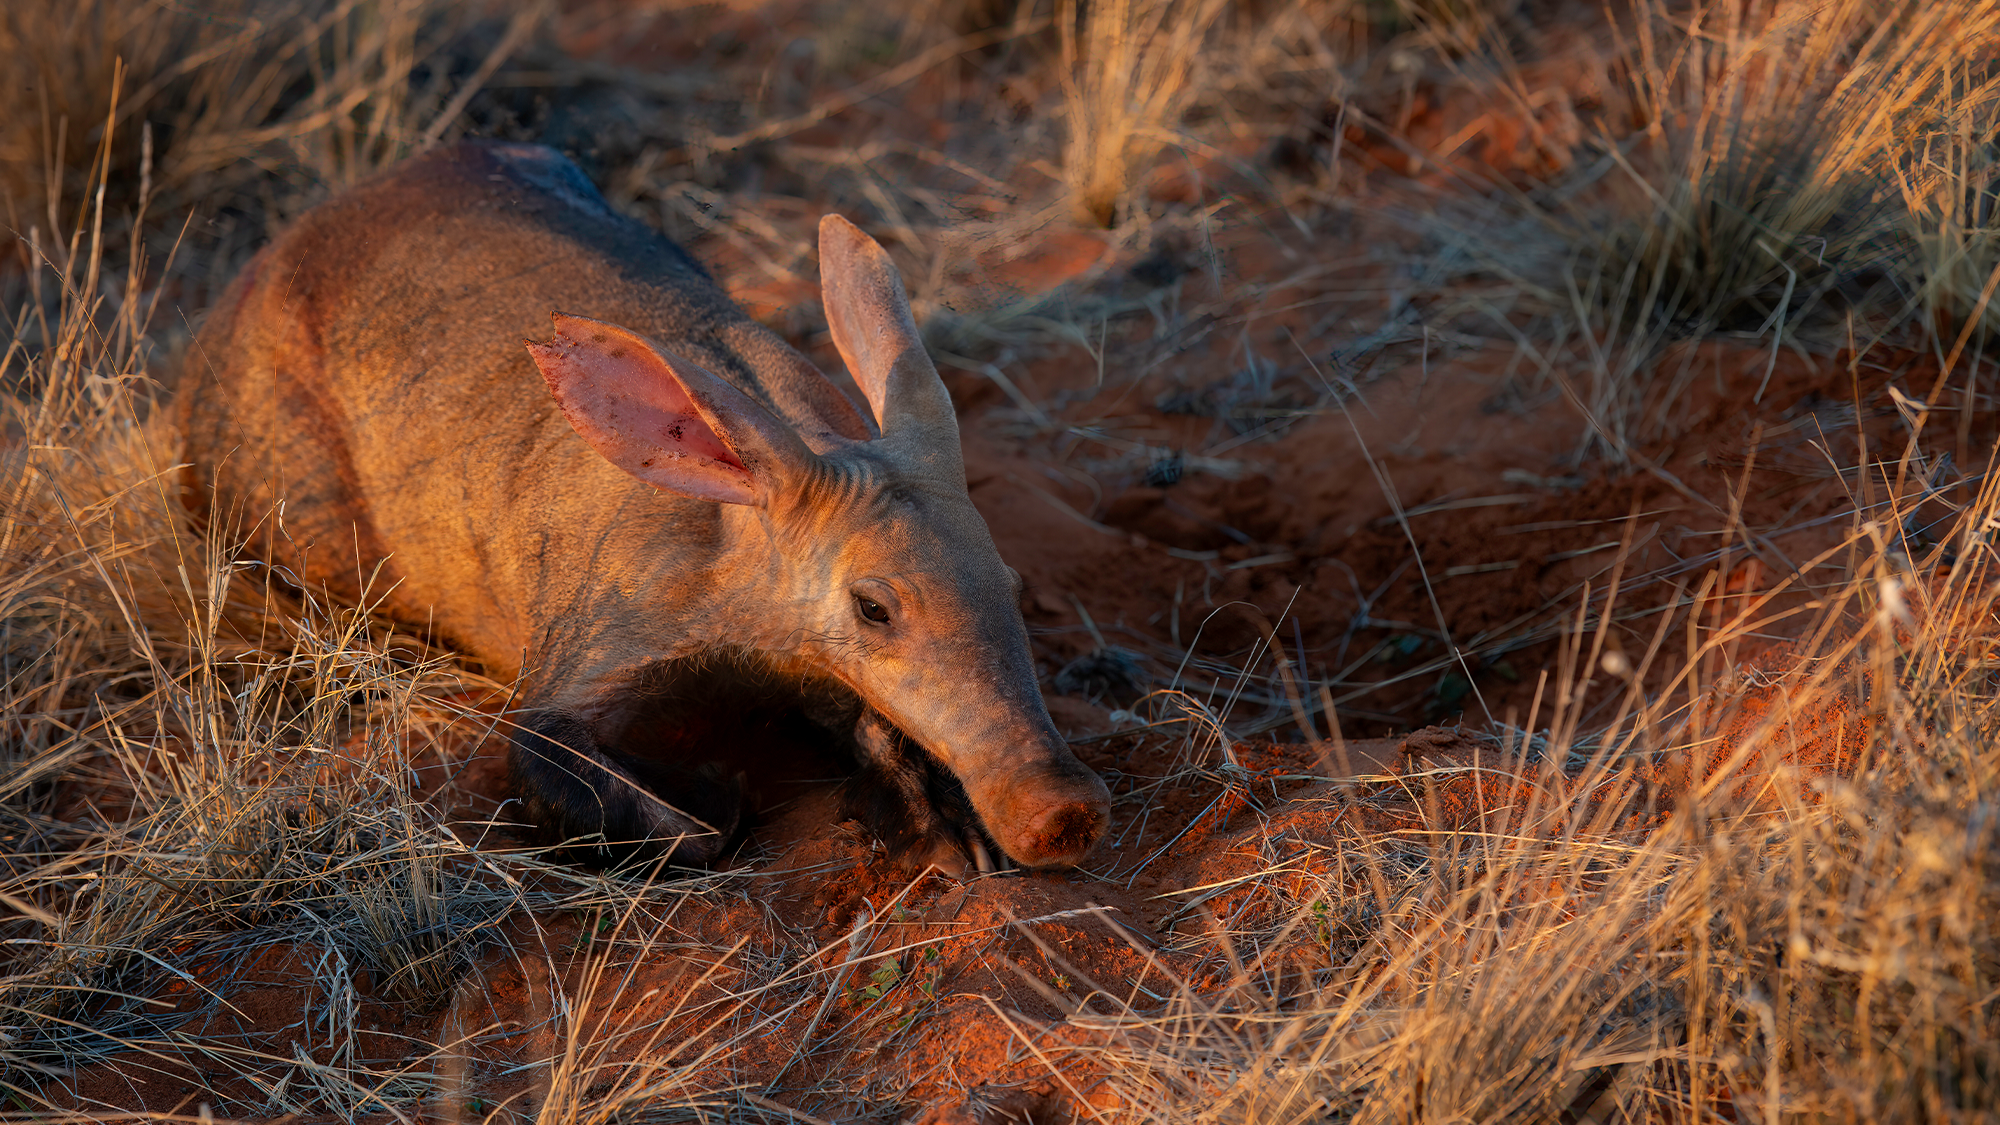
[1014,798,1109,868]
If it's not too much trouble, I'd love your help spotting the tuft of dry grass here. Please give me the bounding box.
[1058,0,1229,227]
[0,0,538,325]
[1898,82,2000,358]
[1414,0,2000,460]
[1607,0,1972,323]
[1601,0,1999,441]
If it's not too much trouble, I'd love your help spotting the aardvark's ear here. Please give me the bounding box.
[818,215,958,453]
[526,313,814,505]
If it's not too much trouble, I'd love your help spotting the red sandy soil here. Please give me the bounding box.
[47,7,1999,1119]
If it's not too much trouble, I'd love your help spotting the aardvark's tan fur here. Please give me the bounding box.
[179,141,1109,870]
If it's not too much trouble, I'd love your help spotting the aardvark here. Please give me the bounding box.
[180,141,1110,872]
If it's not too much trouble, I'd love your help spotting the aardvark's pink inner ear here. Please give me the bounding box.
[525,316,758,505]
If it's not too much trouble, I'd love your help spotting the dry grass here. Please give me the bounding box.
[5,0,2000,1121]
[2,0,532,200]
[1039,490,2000,1121]
[1515,0,2000,456]
[1058,0,1230,227]
[1899,82,2000,358]
[0,0,537,331]
[1384,0,2000,462]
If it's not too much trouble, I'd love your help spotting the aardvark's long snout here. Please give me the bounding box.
[974,755,1112,869]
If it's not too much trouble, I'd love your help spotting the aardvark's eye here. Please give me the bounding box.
[855,595,891,625]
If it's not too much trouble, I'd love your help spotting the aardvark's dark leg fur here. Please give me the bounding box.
[509,709,742,866]
[842,711,991,871]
